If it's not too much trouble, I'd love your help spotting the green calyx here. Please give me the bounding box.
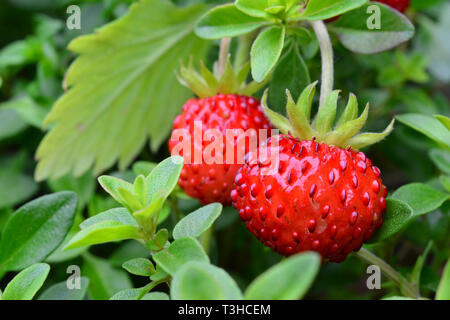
[177,58,267,98]
[262,82,395,150]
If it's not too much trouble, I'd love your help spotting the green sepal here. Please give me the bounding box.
[263,83,395,150]
[296,81,317,121]
[336,93,358,127]
[326,103,369,146]
[286,90,316,140]
[344,119,395,149]
[315,90,340,139]
[178,58,266,98]
[261,89,293,135]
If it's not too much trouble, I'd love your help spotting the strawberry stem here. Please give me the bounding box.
[309,20,334,110]
[217,37,231,77]
[356,248,421,299]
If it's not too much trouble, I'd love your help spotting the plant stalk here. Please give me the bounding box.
[309,20,334,109]
[356,248,420,299]
[234,31,257,70]
[217,37,231,77]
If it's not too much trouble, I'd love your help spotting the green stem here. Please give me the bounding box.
[217,37,231,77]
[309,20,334,109]
[356,248,420,299]
[234,31,256,70]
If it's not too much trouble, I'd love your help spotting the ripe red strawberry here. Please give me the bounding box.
[375,0,410,13]
[231,83,394,262]
[169,61,272,205]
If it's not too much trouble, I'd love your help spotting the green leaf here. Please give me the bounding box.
[429,149,450,175]
[435,115,450,130]
[98,176,134,210]
[109,284,153,300]
[269,43,311,112]
[152,237,209,276]
[235,0,271,18]
[397,114,450,149]
[171,261,242,300]
[301,0,368,21]
[0,192,78,271]
[251,26,286,82]
[46,215,88,263]
[391,183,449,216]
[65,221,141,250]
[35,0,210,181]
[83,254,132,300]
[331,3,415,54]
[38,277,89,300]
[195,4,266,39]
[147,228,169,251]
[436,259,450,300]
[145,156,184,205]
[80,208,138,229]
[410,242,432,288]
[2,263,50,300]
[369,198,413,243]
[122,258,155,277]
[173,203,222,240]
[244,252,320,300]
[142,292,170,300]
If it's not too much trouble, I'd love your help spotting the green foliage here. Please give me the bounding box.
[1,263,50,300]
[0,0,448,303]
[153,237,209,276]
[301,0,369,21]
[0,192,77,271]
[171,261,243,300]
[173,203,222,240]
[38,277,89,300]
[35,0,210,180]
[244,252,321,300]
[250,26,285,81]
[330,2,415,54]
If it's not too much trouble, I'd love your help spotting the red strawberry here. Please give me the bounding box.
[169,61,272,205]
[231,83,394,262]
[375,0,410,13]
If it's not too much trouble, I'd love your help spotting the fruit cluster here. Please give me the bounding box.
[170,59,393,262]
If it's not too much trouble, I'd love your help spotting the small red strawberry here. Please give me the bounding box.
[169,61,272,205]
[375,0,410,13]
[231,83,394,262]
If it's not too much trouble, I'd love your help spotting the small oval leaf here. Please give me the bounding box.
[2,263,50,300]
[173,203,222,240]
[171,261,242,300]
[244,252,320,300]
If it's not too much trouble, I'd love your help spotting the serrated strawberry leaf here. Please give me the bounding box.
[35,0,210,181]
